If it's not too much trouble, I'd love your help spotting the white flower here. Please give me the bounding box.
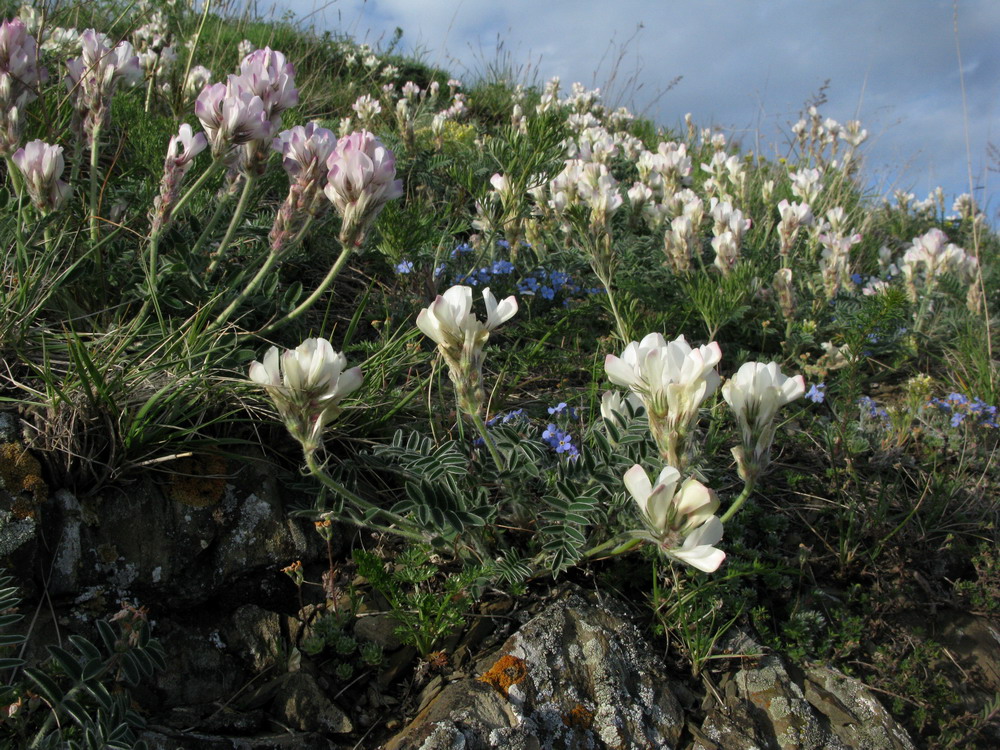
[605,333,721,468]
[623,464,725,573]
[605,333,721,419]
[721,361,804,481]
[600,390,643,429]
[249,338,363,452]
[416,286,517,414]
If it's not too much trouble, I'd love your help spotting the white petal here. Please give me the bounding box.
[672,545,726,573]
[605,355,637,388]
[623,464,652,509]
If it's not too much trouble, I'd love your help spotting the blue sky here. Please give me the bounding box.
[276,0,999,219]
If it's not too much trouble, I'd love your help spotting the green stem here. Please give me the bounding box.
[580,534,641,561]
[194,193,234,270]
[719,480,755,524]
[211,173,257,270]
[468,409,505,472]
[134,231,164,329]
[170,158,223,223]
[143,69,156,113]
[256,242,353,336]
[304,451,423,541]
[89,123,102,243]
[209,249,280,329]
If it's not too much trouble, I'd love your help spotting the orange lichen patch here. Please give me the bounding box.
[0,442,48,512]
[479,653,528,697]
[166,454,228,508]
[562,703,595,730]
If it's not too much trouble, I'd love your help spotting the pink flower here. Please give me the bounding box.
[324,130,403,245]
[12,139,71,213]
[195,79,270,156]
[238,46,298,124]
[273,122,337,182]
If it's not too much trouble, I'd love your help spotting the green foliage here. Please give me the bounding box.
[0,580,163,750]
[353,546,485,657]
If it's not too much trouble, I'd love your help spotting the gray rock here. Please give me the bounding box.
[355,612,404,651]
[37,454,331,606]
[226,604,284,671]
[153,619,248,707]
[697,628,914,750]
[270,671,354,735]
[386,591,684,749]
[140,727,336,749]
[803,666,917,749]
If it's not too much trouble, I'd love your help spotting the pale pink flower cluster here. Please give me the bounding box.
[268,122,338,253]
[710,199,751,275]
[324,130,404,245]
[249,338,363,455]
[12,139,71,213]
[790,167,823,205]
[900,227,978,302]
[0,18,47,154]
[66,29,141,141]
[605,332,722,469]
[818,230,862,299]
[777,199,814,260]
[351,93,381,129]
[195,46,297,164]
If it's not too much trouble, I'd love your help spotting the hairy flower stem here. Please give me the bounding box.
[171,158,223,221]
[211,173,257,270]
[580,534,642,562]
[304,451,423,541]
[210,251,280,329]
[255,241,353,337]
[719,479,755,524]
[88,123,102,243]
[133,231,165,328]
[468,409,505,473]
[195,195,235,271]
[143,66,157,113]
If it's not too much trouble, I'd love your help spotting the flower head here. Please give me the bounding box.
[12,139,71,213]
[722,361,804,481]
[605,333,721,468]
[274,121,335,173]
[195,79,270,157]
[623,464,725,572]
[238,46,298,124]
[249,338,363,453]
[417,285,517,415]
[324,130,403,245]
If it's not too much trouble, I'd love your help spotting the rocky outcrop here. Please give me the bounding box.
[693,628,915,750]
[385,591,686,749]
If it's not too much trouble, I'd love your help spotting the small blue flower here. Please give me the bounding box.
[542,423,560,447]
[395,259,414,274]
[850,273,864,285]
[492,260,515,275]
[548,402,569,415]
[555,434,574,453]
[434,264,446,278]
[805,383,826,404]
[496,239,510,249]
[540,285,555,300]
